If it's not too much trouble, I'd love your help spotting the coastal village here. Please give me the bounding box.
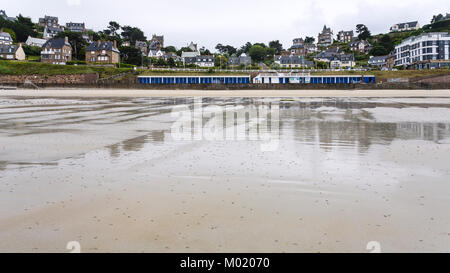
[0,9,449,72]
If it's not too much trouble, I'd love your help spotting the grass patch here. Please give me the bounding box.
[0,60,133,79]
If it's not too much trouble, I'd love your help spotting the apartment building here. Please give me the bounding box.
[394,32,450,69]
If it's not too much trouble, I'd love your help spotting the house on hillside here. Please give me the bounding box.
[368,54,396,69]
[41,37,72,65]
[305,43,318,53]
[39,15,59,28]
[350,40,372,54]
[274,55,313,68]
[337,30,354,43]
[0,44,25,60]
[86,41,120,64]
[66,22,86,33]
[44,26,64,39]
[149,35,164,51]
[229,53,252,67]
[330,54,355,69]
[0,32,13,45]
[195,55,214,67]
[181,51,200,64]
[390,21,420,32]
[135,40,148,55]
[318,25,333,47]
[163,52,181,63]
[26,36,47,47]
[148,49,165,59]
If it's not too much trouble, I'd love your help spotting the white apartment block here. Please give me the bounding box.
[394,32,450,67]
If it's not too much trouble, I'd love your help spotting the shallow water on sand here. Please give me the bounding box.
[0,97,450,253]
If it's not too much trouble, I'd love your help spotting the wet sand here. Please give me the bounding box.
[2,88,450,98]
[0,96,450,253]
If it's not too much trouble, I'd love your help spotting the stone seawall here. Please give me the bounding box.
[0,73,99,84]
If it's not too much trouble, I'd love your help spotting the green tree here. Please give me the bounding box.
[249,45,266,62]
[119,46,144,66]
[163,46,177,53]
[237,42,253,55]
[369,45,388,56]
[176,46,193,56]
[0,14,37,42]
[269,40,283,55]
[108,21,121,37]
[200,47,211,55]
[356,24,371,41]
[121,26,146,44]
[22,45,42,56]
[167,58,176,67]
[215,44,237,55]
[214,55,228,68]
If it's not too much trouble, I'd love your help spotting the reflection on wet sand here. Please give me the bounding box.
[0,97,450,253]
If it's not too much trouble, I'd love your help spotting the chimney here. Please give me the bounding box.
[113,40,117,49]
[65,36,69,43]
[97,40,101,47]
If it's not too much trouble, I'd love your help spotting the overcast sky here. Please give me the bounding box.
[5,0,447,51]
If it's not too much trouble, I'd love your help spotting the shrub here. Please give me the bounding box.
[67,60,87,65]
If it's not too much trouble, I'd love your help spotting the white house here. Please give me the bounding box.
[25,36,47,47]
[390,21,420,32]
[148,49,165,59]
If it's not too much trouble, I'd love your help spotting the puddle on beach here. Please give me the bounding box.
[0,96,450,253]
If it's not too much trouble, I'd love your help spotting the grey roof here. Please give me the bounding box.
[148,40,161,50]
[26,36,46,45]
[291,44,304,49]
[331,54,355,62]
[86,41,119,53]
[315,51,337,60]
[339,30,354,35]
[45,26,63,33]
[275,55,313,66]
[350,40,370,47]
[42,38,71,49]
[0,44,18,54]
[181,51,200,58]
[394,21,419,29]
[229,55,251,65]
[0,32,12,41]
[368,55,388,63]
[196,55,214,62]
[135,41,147,48]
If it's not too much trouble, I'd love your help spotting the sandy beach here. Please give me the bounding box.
[0,94,449,253]
[1,88,450,98]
